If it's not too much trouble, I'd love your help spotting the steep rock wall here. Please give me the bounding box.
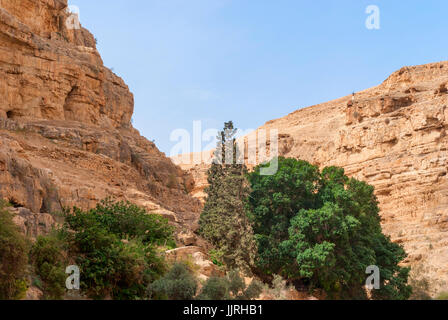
[0,0,202,239]
[0,0,131,128]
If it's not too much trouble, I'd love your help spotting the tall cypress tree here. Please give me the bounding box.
[199,121,256,274]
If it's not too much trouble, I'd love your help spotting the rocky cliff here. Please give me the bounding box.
[0,0,203,246]
[175,62,448,295]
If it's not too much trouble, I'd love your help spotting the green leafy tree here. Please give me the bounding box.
[247,158,412,300]
[199,121,257,273]
[0,200,29,300]
[60,199,172,300]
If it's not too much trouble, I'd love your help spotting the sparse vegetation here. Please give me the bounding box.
[209,249,224,268]
[0,200,29,300]
[261,274,293,300]
[0,199,175,300]
[149,263,198,300]
[166,173,178,189]
[60,199,173,299]
[408,265,432,300]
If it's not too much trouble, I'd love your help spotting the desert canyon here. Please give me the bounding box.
[175,63,448,294]
[0,0,447,297]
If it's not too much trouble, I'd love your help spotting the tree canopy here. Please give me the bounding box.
[247,157,411,300]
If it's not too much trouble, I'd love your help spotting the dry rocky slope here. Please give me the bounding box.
[0,0,207,251]
[175,62,448,295]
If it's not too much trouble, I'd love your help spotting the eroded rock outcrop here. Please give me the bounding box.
[0,0,132,128]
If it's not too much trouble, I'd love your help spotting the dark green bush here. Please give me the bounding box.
[436,292,448,300]
[0,200,29,300]
[65,199,176,248]
[30,234,67,299]
[59,199,172,300]
[149,263,198,300]
[166,173,178,189]
[199,122,257,273]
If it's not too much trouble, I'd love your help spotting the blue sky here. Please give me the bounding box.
[70,0,448,154]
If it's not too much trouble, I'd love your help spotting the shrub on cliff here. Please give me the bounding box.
[199,121,257,274]
[149,263,198,300]
[408,264,433,300]
[198,276,230,300]
[247,157,412,300]
[0,200,29,300]
[149,263,263,301]
[30,233,67,300]
[60,199,172,300]
[436,292,448,300]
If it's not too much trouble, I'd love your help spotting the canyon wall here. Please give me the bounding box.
[176,62,448,295]
[0,0,203,246]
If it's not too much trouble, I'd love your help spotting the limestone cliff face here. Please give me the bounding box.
[176,62,448,294]
[0,0,132,128]
[2,0,447,297]
[0,0,202,244]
